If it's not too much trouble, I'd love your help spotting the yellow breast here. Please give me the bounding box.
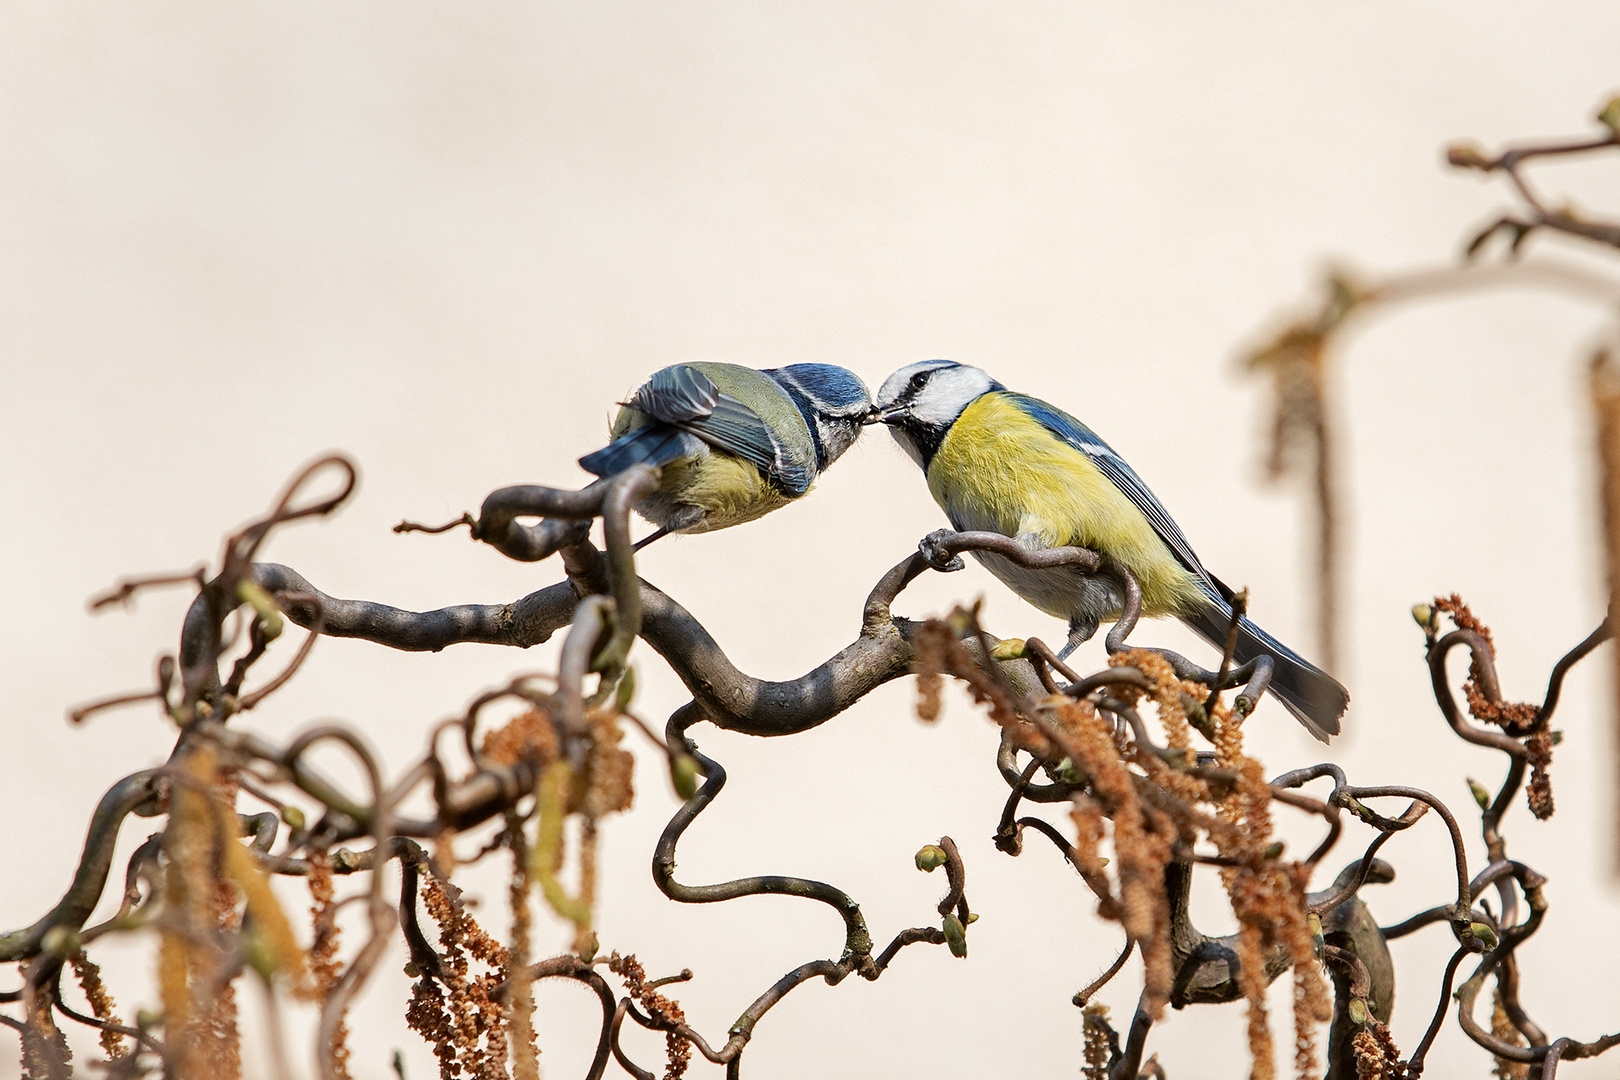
[926,393,1203,616]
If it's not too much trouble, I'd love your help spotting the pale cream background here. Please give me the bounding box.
[4,4,1620,1078]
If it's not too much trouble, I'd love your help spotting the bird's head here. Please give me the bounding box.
[870,361,1000,468]
[765,364,874,469]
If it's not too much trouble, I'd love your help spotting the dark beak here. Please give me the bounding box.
[861,405,896,427]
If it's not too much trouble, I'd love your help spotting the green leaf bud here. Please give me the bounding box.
[914,845,948,872]
[40,924,80,958]
[243,924,280,980]
[614,667,637,712]
[990,638,1027,661]
[1599,97,1620,132]
[1444,143,1490,169]
[670,753,700,800]
[236,579,285,641]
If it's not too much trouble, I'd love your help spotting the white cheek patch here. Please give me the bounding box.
[909,366,994,426]
[876,360,954,408]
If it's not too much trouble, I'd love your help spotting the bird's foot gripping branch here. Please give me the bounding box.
[10,460,1619,1080]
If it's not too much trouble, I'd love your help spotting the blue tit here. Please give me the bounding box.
[872,360,1348,741]
[579,362,871,546]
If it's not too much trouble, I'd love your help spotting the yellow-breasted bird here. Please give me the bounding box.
[580,362,871,546]
[871,360,1347,741]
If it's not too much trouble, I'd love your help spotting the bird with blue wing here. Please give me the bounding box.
[871,360,1348,741]
[579,362,872,546]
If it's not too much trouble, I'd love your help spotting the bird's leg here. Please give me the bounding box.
[632,527,672,552]
[1057,612,1099,661]
[634,505,706,550]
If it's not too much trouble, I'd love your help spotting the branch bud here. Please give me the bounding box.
[281,805,306,831]
[1599,96,1620,133]
[1411,603,1433,630]
[1466,777,1492,810]
[669,753,700,800]
[1348,997,1368,1026]
[614,666,637,712]
[577,930,599,963]
[990,638,1027,661]
[243,923,280,979]
[40,924,80,958]
[942,913,968,958]
[1467,921,1499,951]
[914,844,948,872]
[236,579,285,641]
[1445,142,1491,170]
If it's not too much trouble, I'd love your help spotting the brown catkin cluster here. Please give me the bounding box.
[505,818,541,1080]
[1432,595,1541,732]
[69,951,124,1059]
[1525,730,1556,820]
[1095,652,1328,1080]
[611,953,692,1080]
[1432,596,1555,818]
[580,708,635,819]
[912,615,1331,1076]
[1068,795,1118,920]
[1210,711,1329,1080]
[406,872,513,1080]
[406,978,456,1079]
[1049,691,1178,1012]
[19,982,70,1080]
[1349,1021,1408,1080]
[188,872,244,1080]
[911,618,955,722]
[1081,1004,1114,1080]
[910,610,1027,731]
[481,708,561,770]
[305,850,352,1080]
[159,747,248,1080]
[1490,988,1530,1079]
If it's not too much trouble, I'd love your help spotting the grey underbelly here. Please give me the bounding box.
[971,548,1124,626]
[943,501,1124,626]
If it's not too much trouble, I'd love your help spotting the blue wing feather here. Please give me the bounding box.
[579,426,706,477]
[691,395,810,493]
[999,392,1345,740]
[1003,392,1212,581]
[630,365,720,423]
[602,364,808,493]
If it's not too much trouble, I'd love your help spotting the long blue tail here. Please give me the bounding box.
[579,424,703,478]
[1183,586,1347,742]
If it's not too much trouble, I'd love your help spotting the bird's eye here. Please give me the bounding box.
[908,371,928,392]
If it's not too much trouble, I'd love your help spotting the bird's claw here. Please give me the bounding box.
[919,530,966,572]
